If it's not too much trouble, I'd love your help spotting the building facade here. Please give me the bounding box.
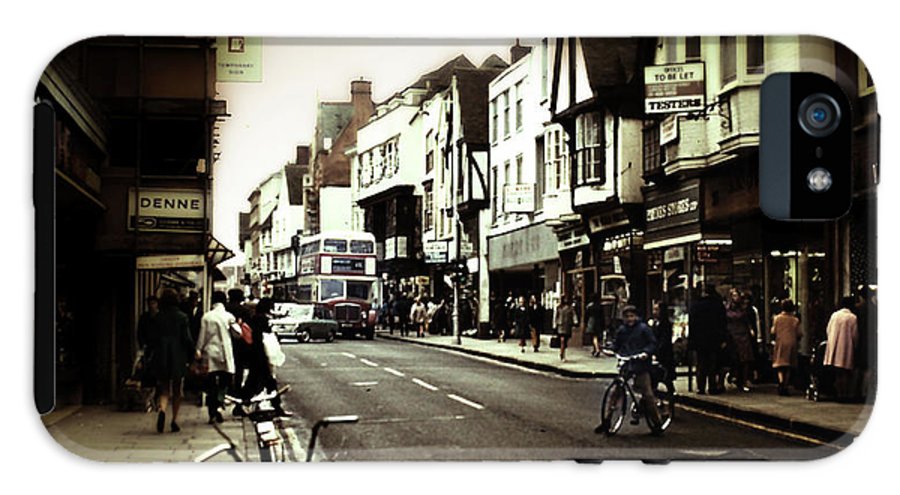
[38,36,228,404]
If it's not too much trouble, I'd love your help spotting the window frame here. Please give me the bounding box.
[574,111,604,185]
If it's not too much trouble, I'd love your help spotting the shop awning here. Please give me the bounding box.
[206,235,236,267]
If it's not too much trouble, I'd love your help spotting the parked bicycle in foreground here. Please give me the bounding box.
[194,385,360,462]
[595,350,675,436]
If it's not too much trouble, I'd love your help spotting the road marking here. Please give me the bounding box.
[383,367,405,377]
[411,378,439,391]
[676,403,839,448]
[340,352,357,359]
[359,358,379,367]
[446,394,485,410]
[350,381,379,387]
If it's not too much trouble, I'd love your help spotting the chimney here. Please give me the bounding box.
[351,79,374,123]
[295,145,310,166]
[510,39,531,64]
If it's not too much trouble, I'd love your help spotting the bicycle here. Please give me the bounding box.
[595,351,676,436]
[195,385,290,462]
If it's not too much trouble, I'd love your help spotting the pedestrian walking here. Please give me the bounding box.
[513,295,531,353]
[824,296,859,401]
[151,288,194,433]
[195,291,240,423]
[854,286,875,402]
[410,297,427,338]
[137,295,160,389]
[651,302,676,384]
[771,299,802,396]
[398,293,412,337]
[529,294,544,352]
[240,298,291,417]
[425,297,437,334]
[555,295,576,362]
[688,285,728,395]
[725,288,756,392]
[491,292,508,342]
[584,293,604,357]
[226,289,251,413]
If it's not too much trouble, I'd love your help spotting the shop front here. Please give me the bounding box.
[487,222,560,335]
[555,225,593,346]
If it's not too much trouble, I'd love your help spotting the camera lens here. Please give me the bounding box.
[798,93,841,137]
[807,167,833,193]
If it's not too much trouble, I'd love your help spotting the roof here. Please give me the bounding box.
[315,102,354,152]
[284,164,305,205]
[579,38,654,115]
[455,61,509,145]
[479,54,509,70]
[410,54,476,97]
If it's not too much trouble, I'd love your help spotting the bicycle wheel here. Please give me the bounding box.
[599,380,627,436]
[651,380,676,433]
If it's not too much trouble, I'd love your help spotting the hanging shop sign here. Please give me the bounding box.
[128,188,206,233]
[216,37,263,82]
[424,240,449,264]
[660,115,679,145]
[503,184,535,213]
[644,179,703,250]
[644,62,706,114]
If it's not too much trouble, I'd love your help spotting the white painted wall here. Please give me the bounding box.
[320,186,352,232]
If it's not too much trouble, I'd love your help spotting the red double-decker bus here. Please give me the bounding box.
[296,231,377,339]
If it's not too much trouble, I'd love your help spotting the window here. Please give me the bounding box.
[575,112,603,184]
[535,137,544,211]
[685,37,701,61]
[426,131,435,172]
[664,37,678,63]
[323,239,347,253]
[502,90,511,138]
[320,279,345,300]
[490,100,498,143]
[503,160,511,217]
[300,241,318,256]
[491,166,499,223]
[515,154,524,184]
[424,183,434,231]
[721,36,737,85]
[349,240,374,254]
[347,282,371,300]
[515,81,523,131]
[298,285,313,302]
[746,36,765,74]
[642,125,661,175]
[545,127,568,190]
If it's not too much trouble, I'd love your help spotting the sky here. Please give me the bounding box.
[212,38,518,264]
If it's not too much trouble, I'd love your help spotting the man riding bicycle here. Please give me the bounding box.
[609,305,663,432]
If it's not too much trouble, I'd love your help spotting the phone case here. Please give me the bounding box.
[34,35,877,462]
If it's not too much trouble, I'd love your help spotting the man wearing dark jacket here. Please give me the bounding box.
[610,305,662,432]
[688,285,729,394]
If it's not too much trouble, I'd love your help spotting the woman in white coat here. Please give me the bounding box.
[195,291,239,423]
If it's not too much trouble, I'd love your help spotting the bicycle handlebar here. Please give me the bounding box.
[225,384,291,405]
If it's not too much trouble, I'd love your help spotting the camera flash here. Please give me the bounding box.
[807,167,832,193]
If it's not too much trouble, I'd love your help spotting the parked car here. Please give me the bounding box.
[271,302,338,343]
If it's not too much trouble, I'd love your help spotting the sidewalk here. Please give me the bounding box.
[379,331,873,442]
[42,402,246,462]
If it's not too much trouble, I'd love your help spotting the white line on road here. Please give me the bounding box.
[446,394,485,410]
[411,378,439,391]
[350,381,379,387]
[359,358,379,367]
[340,352,357,359]
[383,367,406,377]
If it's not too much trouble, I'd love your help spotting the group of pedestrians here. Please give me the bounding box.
[137,288,290,433]
[490,292,547,353]
[379,293,456,337]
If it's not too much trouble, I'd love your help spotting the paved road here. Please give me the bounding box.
[276,338,825,461]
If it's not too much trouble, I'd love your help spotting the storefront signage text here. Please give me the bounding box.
[128,188,206,233]
[424,240,449,264]
[646,197,699,223]
[644,62,706,114]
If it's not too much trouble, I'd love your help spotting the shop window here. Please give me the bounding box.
[746,36,765,75]
[574,111,603,184]
[721,36,737,85]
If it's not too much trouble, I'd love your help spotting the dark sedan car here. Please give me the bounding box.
[271,302,338,343]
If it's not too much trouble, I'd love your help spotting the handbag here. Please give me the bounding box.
[189,356,209,378]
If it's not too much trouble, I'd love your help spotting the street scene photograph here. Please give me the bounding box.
[38,35,876,462]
